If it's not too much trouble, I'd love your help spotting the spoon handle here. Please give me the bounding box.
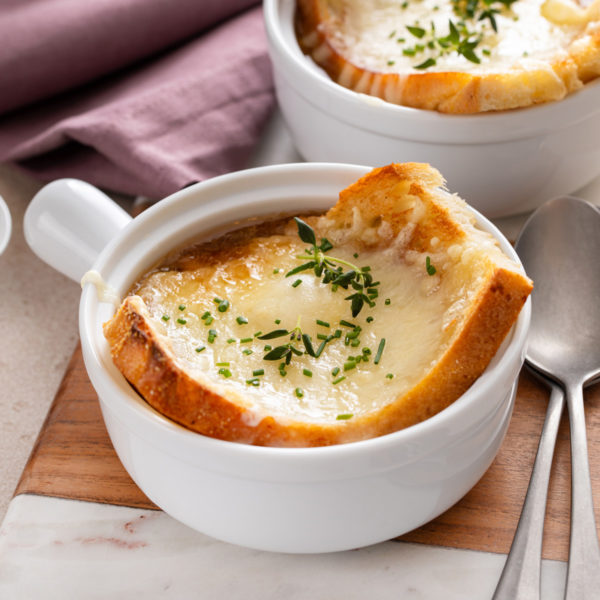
[564,382,600,600]
[492,379,564,600]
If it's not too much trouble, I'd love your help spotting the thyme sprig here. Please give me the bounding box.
[404,19,483,68]
[260,316,317,365]
[287,218,379,318]
[395,0,520,70]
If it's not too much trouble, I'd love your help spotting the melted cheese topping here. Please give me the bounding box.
[133,230,477,424]
[323,0,589,74]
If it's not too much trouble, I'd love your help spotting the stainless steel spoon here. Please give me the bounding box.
[493,196,600,600]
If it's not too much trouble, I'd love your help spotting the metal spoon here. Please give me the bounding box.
[493,196,600,599]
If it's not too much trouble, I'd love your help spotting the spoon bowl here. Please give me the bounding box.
[518,197,600,385]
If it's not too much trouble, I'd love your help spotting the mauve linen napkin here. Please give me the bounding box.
[0,0,275,197]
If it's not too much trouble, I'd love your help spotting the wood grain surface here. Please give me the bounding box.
[15,345,600,561]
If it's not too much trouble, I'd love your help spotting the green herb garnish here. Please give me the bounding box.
[287,218,377,317]
[336,413,353,420]
[426,256,437,276]
[236,316,248,325]
[374,339,386,365]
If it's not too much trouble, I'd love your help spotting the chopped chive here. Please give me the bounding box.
[340,320,356,328]
[332,367,340,377]
[195,346,206,353]
[204,316,214,325]
[362,347,372,355]
[426,256,437,276]
[217,299,230,313]
[292,279,302,288]
[275,319,281,324]
[303,368,313,377]
[332,376,346,385]
[227,338,236,344]
[218,368,232,378]
[236,316,248,325]
[252,369,265,377]
[336,413,353,420]
[386,373,394,379]
[201,311,211,320]
[317,333,328,341]
[343,361,357,371]
[334,329,342,338]
[366,316,374,323]
[253,331,263,337]
[208,329,217,343]
[213,297,222,304]
[351,339,361,347]
[315,340,328,358]
[273,268,280,274]
[353,253,359,258]
[216,362,230,367]
[242,349,253,355]
[178,305,186,311]
[264,345,272,351]
[316,319,330,328]
[246,378,260,386]
[240,337,253,343]
[387,60,395,66]
[374,339,386,365]
[161,315,170,322]
[385,299,391,305]
[295,387,304,398]
[177,318,187,325]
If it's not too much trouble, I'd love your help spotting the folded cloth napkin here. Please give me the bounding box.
[0,0,275,197]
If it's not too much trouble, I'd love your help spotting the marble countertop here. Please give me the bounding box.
[1,108,599,598]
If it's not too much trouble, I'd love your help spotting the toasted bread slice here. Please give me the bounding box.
[104,164,532,447]
[295,0,600,113]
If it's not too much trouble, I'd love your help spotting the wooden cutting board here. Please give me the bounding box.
[15,345,600,561]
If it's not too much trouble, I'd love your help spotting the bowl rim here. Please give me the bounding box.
[263,0,600,143]
[80,162,530,464]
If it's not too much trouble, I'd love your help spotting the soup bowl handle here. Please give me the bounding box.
[24,179,132,283]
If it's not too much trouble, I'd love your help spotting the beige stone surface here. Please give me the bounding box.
[0,165,80,521]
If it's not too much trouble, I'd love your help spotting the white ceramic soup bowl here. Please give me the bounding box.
[24,163,530,553]
[263,0,600,218]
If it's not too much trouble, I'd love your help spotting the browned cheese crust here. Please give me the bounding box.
[295,0,600,113]
[104,163,533,447]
